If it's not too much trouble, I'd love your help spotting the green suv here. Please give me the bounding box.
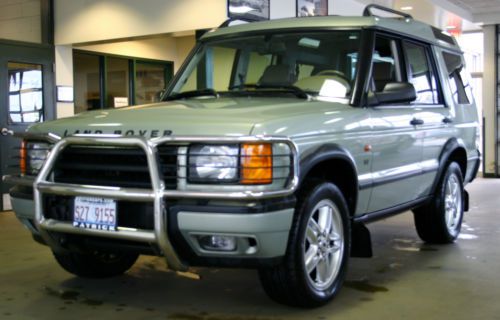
[4,5,480,308]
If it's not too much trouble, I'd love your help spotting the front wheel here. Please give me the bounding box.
[413,162,464,244]
[259,182,350,308]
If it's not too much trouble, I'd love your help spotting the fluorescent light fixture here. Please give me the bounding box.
[445,25,457,30]
[229,5,255,14]
[400,6,413,11]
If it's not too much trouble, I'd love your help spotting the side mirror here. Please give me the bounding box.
[369,82,416,105]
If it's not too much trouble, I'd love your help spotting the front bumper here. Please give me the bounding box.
[4,134,299,271]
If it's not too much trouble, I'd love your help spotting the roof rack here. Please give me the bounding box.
[363,4,413,19]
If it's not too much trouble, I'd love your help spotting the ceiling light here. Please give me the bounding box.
[400,6,413,11]
[445,25,457,30]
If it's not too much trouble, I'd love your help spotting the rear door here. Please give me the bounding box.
[401,40,450,196]
[0,42,55,211]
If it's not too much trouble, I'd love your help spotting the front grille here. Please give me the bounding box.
[43,195,154,230]
[53,145,178,189]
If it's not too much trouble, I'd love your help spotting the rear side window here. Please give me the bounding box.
[442,52,473,105]
[402,41,439,104]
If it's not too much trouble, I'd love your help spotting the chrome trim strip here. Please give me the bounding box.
[24,133,298,272]
[41,220,155,243]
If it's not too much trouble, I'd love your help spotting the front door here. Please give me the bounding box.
[0,42,54,211]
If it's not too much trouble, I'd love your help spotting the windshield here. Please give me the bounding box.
[169,31,361,102]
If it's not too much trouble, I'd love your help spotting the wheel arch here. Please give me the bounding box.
[299,144,359,217]
[431,138,467,194]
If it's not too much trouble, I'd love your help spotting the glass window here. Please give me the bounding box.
[403,41,439,104]
[74,52,101,113]
[442,51,473,105]
[371,37,401,93]
[171,31,361,102]
[106,57,130,108]
[135,62,172,105]
[0,0,42,43]
[8,62,43,123]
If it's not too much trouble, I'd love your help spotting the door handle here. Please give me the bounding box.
[410,118,424,126]
[442,117,453,124]
[1,128,14,136]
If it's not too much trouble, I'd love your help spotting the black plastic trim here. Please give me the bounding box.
[353,196,432,224]
[430,138,467,194]
[359,165,438,190]
[9,185,33,200]
[468,152,481,183]
[299,144,359,216]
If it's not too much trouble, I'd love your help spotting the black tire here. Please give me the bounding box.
[413,162,464,244]
[53,250,139,278]
[258,182,350,308]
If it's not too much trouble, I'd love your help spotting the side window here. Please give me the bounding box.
[371,36,402,93]
[442,51,473,105]
[402,41,439,104]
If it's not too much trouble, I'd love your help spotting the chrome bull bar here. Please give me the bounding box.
[7,133,299,272]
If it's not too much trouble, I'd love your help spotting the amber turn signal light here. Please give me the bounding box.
[241,143,272,185]
[20,140,27,175]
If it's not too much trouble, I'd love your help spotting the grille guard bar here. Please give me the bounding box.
[4,133,299,271]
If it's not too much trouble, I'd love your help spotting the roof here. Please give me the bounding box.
[202,16,459,51]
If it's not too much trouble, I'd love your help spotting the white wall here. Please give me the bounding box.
[482,25,496,175]
[55,45,75,118]
[54,0,227,45]
[0,0,41,43]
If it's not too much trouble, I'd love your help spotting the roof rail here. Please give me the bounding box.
[363,4,413,19]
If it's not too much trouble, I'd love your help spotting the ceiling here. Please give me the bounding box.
[431,0,500,23]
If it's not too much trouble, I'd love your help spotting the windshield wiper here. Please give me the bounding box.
[229,84,310,99]
[165,88,219,101]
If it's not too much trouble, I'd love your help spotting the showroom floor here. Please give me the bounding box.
[0,178,499,320]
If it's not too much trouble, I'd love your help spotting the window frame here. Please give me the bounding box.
[73,49,174,113]
[401,39,444,106]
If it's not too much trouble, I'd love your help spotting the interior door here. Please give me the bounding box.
[0,42,54,211]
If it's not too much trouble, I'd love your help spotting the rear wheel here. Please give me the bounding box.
[413,162,464,244]
[259,182,350,308]
[53,250,139,278]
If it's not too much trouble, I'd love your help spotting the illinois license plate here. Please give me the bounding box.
[73,197,117,231]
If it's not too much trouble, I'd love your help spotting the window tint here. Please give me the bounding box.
[371,37,401,92]
[442,51,473,105]
[403,41,439,104]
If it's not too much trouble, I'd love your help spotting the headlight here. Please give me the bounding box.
[21,141,51,176]
[188,144,239,182]
[188,143,273,185]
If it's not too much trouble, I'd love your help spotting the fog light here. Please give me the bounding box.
[198,235,237,252]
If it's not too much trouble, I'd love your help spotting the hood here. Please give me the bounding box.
[29,97,349,138]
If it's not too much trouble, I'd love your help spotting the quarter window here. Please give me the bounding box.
[442,51,473,105]
[402,41,439,104]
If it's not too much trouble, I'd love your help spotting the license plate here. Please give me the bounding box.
[73,197,117,231]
